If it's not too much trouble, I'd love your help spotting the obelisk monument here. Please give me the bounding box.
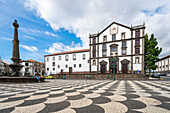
[9,20,22,76]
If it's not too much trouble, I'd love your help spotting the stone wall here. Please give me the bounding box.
[54,73,145,80]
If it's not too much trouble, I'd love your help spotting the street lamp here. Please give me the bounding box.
[111,52,118,81]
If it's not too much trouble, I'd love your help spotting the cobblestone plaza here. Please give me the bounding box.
[0,80,170,113]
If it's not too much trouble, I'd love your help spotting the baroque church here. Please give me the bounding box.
[44,21,145,75]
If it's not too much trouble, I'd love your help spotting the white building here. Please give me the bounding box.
[89,21,145,74]
[44,49,90,75]
[20,59,45,76]
[155,55,170,73]
[0,57,11,75]
[44,21,145,75]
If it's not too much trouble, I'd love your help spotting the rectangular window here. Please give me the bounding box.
[93,51,96,58]
[59,56,61,60]
[58,65,60,68]
[103,51,106,57]
[25,63,28,66]
[103,36,107,42]
[93,60,96,65]
[122,41,126,55]
[93,37,96,44]
[52,57,55,61]
[52,62,55,66]
[47,68,49,71]
[65,55,69,61]
[135,57,139,64]
[121,32,125,39]
[66,65,68,68]
[135,48,140,54]
[122,49,126,55]
[74,64,76,68]
[112,34,116,41]
[93,46,96,51]
[88,60,89,63]
[73,54,76,60]
[47,57,49,62]
[93,45,96,58]
[102,44,107,57]
[83,54,85,60]
[79,64,81,67]
[111,47,117,52]
[135,30,140,37]
[53,68,55,71]
[122,41,126,48]
[135,39,140,47]
[102,44,106,50]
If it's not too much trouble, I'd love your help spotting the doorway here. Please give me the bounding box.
[100,60,107,74]
[121,59,130,74]
[122,64,128,73]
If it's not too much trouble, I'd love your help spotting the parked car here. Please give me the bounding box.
[151,73,167,78]
[46,76,54,79]
[159,73,167,76]
[151,73,160,78]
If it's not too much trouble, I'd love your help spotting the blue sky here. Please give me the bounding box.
[0,0,82,63]
[0,0,169,63]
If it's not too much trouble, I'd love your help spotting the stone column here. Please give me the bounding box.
[11,20,21,64]
[9,20,23,76]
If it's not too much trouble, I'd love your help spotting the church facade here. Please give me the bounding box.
[44,21,145,75]
[89,21,145,74]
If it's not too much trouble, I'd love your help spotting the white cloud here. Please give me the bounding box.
[24,0,170,56]
[20,27,58,38]
[0,37,12,41]
[45,41,82,54]
[45,31,57,37]
[20,45,38,51]
[23,35,36,40]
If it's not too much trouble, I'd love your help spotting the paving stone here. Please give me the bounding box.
[0,79,170,112]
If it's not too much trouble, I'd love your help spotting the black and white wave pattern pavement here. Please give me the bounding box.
[0,80,170,113]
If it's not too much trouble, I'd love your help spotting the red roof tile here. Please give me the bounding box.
[21,59,44,64]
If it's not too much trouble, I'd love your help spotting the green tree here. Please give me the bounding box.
[145,33,162,74]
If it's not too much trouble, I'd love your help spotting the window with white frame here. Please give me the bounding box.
[93,60,96,65]
[122,41,126,55]
[83,54,85,60]
[102,44,107,57]
[73,54,76,60]
[135,57,139,64]
[52,57,55,61]
[112,34,116,41]
[103,36,107,42]
[65,55,69,61]
[59,56,61,60]
[121,32,125,39]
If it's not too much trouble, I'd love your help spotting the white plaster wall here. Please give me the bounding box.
[45,51,89,75]
[99,24,131,43]
[140,38,143,54]
[169,58,170,71]
[126,40,131,55]
[155,62,158,72]
[20,62,36,76]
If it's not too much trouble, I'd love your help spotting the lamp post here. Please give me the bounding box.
[111,52,118,81]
